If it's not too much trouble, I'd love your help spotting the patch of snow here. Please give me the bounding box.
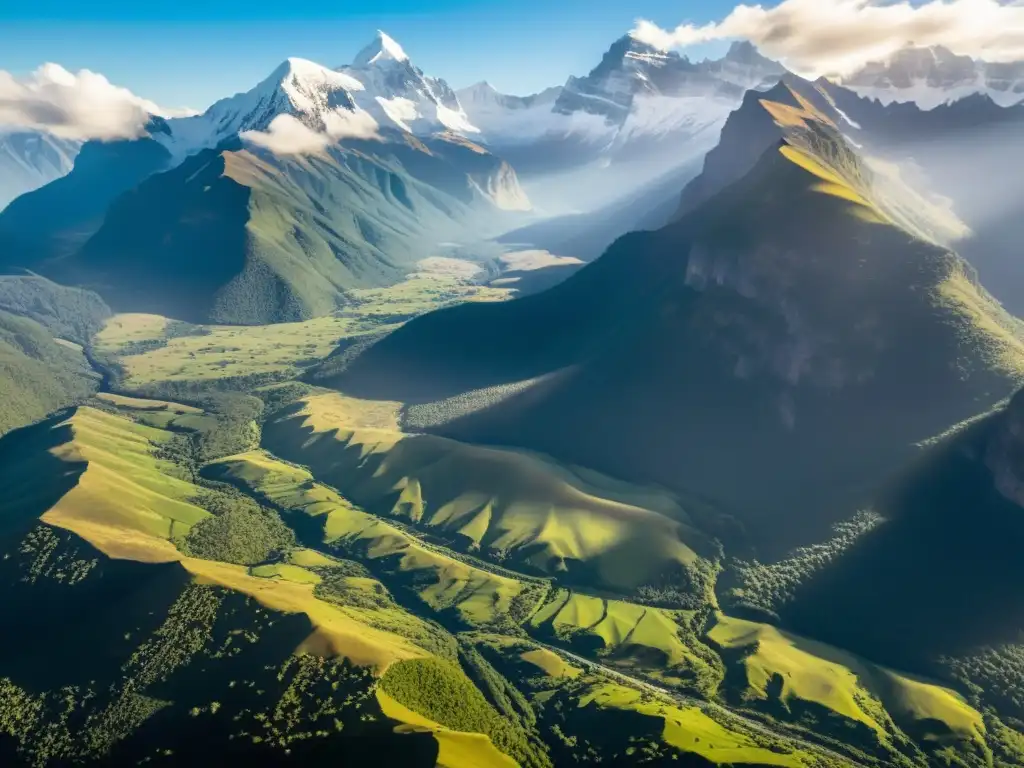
[846,80,1024,109]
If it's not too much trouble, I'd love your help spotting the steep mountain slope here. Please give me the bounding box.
[839,44,1024,109]
[337,31,479,136]
[772,391,1024,668]
[0,275,111,345]
[499,156,704,261]
[336,82,1023,554]
[0,310,99,437]
[461,38,781,154]
[0,395,843,768]
[64,135,511,324]
[0,130,80,211]
[458,37,783,213]
[0,130,172,270]
[0,50,529,324]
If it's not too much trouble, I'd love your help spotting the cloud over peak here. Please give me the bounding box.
[240,110,380,156]
[632,0,1024,76]
[0,63,194,141]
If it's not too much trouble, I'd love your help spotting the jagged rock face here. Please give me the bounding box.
[986,389,1024,508]
[551,36,783,127]
[840,45,1024,108]
[0,131,81,211]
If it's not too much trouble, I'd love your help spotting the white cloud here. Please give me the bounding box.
[0,63,193,141]
[632,0,1024,76]
[240,110,380,156]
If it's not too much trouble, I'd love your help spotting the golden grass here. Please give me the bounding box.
[295,391,403,432]
[579,683,807,766]
[519,648,581,678]
[936,263,1024,378]
[96,312,357,386]
[208,451,532,626]
[250,563,323,584]
[94,313,170,346]
[376,689,517,768]
[41,407,210,544]
[263,395,711,592]
[288,548,343,568]
[708,614,886,736]
[873,668,986,748]
[96,392,203,414]
[708,614,986,749]
[529,589,694,669]
[185,557,424,671]
[93,272,511,388]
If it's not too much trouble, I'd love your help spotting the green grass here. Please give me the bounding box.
[22,406,210,547]
[708,613,986,755]
[262,393,715,596]
[379,657,533,766]
[93,273,510,392]
[578,682,808,766]
[204,451,533,627]
[528,589,699,677]
[250,563,322,584]
[0,310,99,437]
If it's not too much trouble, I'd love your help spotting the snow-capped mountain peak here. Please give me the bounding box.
[163,56,369,154]
[338,32,479,135]
[353,30,410,67]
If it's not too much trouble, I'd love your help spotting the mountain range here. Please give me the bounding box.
[4,26,1024,768]
[838,44,1024,109]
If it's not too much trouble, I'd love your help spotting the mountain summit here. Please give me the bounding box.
[352,30,410,67]
[338,31,479,135]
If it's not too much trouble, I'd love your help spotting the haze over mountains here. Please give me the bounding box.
[4,19,1024,768]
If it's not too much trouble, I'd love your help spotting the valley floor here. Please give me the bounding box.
[0,268,1019,768]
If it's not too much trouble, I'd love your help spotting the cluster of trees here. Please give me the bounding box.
[379,657,541,766]
[315,571,395,611]
[457,641,550,768]
[0,276,110,345]
[726,510,882,619]
[941,644,1024,725]
[180,491,294,566]
[0,310,98,437]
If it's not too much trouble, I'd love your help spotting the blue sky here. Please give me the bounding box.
[0,0,732,110]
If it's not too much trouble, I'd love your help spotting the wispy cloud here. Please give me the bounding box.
[632,0,1024,76]
[0,63,194,140]
[240,110,380,156]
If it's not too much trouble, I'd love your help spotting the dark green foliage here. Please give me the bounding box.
[380,656,543,766]
[0,310,98,437]
[941,645,1024,724]
[457,643,551,768]
[37,134,510,324]
[180,492,294,566]
[0,135,171,272]
[0,523,437,767]
[781,409,1024,672]
[253,381,314,417]
[194,392,263,461]
[725,511,883,619]
[315,572,396,610]
[336,82,1020,561]
[0,276,111,345]
[308,330,390,385]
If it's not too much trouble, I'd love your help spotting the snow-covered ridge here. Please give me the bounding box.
[338,30,479,136]
[839,45,1024,109]
[457,37,785,149]
[0,131,81,210]
[159,32,480,157]
[353,30,409,66]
